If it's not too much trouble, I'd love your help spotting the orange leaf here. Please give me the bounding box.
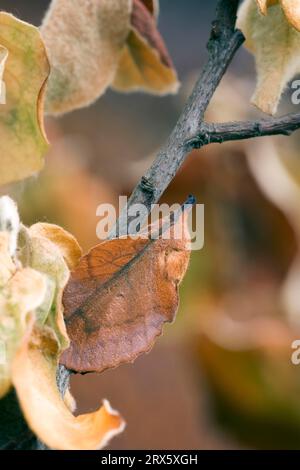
[112,0,179,95]
[12,325,125,450]
[281,0,300,31]
[61,211,191,373]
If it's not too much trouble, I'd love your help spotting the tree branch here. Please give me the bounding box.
[113,0,244,237]
[186,113,300,147]
[58,0,300,450]
[54,0,245,452]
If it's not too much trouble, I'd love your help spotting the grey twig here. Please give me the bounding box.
[186,113,300,148]
[112,0,300,239]
[113,0,244,237]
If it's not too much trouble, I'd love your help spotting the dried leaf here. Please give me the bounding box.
[0,268,47,398]
[61,212,190,373]
[281,0,300,31]
[27,224,82,349]
[12,325,125,450]
[0,198,124,449]
[140,0,159,19]
[41,0,132,115]
[0,13,50,185]
[256,0,300,31]
[238,0,300,114]
[29,223,82,270]
[42,0,178,114]
[113,0,179,95]
[21,227,71,350]
[256,0,277,15]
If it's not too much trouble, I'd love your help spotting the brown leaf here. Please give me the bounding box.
[139,0,159,19]
[61,212,191,373]
[132,0,171,68]
[112,0,179,95]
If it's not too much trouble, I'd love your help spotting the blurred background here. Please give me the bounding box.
[2,0,300,449]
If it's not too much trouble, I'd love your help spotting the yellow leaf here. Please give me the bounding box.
[41,0,132,115]
[238,0,300,115]
[0,199,125,449]
[256,0,300,31]
[20,227,70,351]
[41,0,178,114]
[29,223,82,270]
[0,13,50,186]
[0,268,47,398]
[113,0,179,95]
[12,325,125,450]
[256,0,278,15]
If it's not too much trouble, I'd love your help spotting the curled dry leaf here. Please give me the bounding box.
[113,0,179,95]
[256,0,277,15]
[24,222,82,348]
[281,0,300,31]
[41,0,178,115]
[256,0,300,31]
[29,223,82,270]
[12,324,125,450]
[0,13,50,186]
[22,225,73,350]
[238,0,300,115]
[0,266,47,399]
[0,197,125,449]
[140,0,159,18]
[61,211,191,373]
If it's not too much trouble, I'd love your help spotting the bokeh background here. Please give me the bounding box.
[2,0,300,449]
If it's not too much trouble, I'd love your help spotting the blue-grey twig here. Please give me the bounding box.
[113,0,244,238]
[186,114,300,148]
